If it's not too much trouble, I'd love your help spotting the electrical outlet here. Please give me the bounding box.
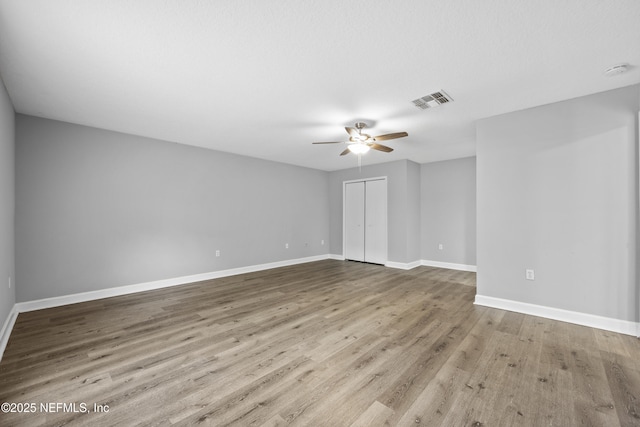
[526,269,535,280]
[285,243,289,249]
[215,250,220,257]
[438,243,443,250]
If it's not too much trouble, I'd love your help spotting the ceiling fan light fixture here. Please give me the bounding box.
[312,122,407,158]
[348,143,370,154]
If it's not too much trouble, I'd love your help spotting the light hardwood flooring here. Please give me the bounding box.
[0,260,639,426]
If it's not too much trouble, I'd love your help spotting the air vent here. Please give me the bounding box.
[412,90,453,110]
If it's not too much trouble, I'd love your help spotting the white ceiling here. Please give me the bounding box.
[0,1,639,171]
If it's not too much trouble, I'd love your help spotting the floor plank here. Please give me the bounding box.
[0,260,638,426]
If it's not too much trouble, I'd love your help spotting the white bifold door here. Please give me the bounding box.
[344,178,387,265]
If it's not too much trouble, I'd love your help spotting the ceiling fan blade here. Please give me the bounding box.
[373,131,408,141]
[345,127,359,137]
[369,143,394,153]
[339,148,351,156]
[312,141,343,144]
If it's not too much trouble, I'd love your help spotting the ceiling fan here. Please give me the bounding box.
[313,122,408,156]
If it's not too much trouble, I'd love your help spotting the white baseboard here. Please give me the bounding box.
[475,294,640,337]
[330,257,477,273]
[385,260,477,272]
[385,260,422,270]
[0,305,19,363]
[421,260,477,272]
[15,254,331,314]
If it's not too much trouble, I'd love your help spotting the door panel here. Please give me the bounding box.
[344,182,365,262]
[364,179,387,265]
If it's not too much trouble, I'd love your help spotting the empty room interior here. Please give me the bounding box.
[0,1,639,426]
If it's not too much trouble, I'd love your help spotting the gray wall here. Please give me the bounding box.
[0,77,15,328]
[16,115,330,302]
[329,159,422,264]
[421,157,476,265]
[477,85,639,321]
[406,161,421,262]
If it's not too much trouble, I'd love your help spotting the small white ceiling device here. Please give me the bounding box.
[604,64,629,77]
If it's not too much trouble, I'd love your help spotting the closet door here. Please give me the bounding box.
[344,181,365,261]
[364,179,387,265]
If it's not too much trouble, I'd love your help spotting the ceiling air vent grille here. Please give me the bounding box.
[412,90,453,110]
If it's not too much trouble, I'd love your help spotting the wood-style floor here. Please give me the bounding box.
[0,260,639,426]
